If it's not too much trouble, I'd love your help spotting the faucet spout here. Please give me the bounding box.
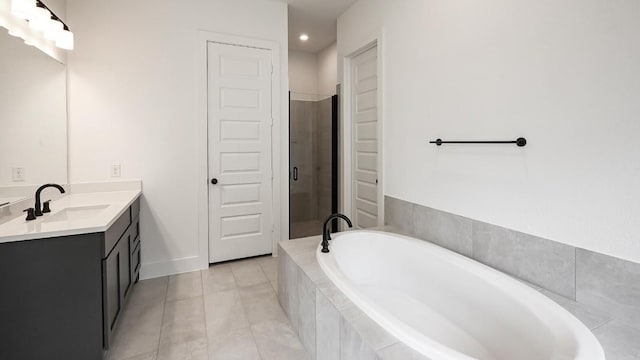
[321,213,353,253]
[34,183,66,217]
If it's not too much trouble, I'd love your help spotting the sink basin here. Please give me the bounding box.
[42,205,110,223]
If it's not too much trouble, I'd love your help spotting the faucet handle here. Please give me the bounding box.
[23,208,36,221]
[42,200,52,213]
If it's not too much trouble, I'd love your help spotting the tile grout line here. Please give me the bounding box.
[154,277,171,358]
[198,270,210,358]
[257,256,277,293]
[238,261,265,360]
[590,318,614,332]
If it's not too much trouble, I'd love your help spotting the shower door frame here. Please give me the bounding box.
[288,93,340,237]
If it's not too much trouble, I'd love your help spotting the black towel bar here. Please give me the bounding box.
[430,137,527,147]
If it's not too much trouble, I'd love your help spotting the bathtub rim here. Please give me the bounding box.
[316,229,606,360]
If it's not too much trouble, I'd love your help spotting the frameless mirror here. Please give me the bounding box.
[0,30,67,207]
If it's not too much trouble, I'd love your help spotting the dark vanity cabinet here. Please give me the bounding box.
[0,197,141,360]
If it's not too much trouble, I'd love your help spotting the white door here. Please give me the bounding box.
[351,46,380,229]
[208,42,273,263]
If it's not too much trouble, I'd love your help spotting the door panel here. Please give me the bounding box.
[351,46,380,229]
[208,42,273,263]
[103,248,120,347]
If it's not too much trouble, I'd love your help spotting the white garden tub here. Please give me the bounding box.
[316,230,605,360]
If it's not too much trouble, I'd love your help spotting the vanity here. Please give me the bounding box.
[0,188,142,360]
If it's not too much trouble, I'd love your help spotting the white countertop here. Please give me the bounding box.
[0,190,141,244]
[0,197,27,207]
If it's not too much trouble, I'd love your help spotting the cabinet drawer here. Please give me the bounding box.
[131,242,141,282]
[130,233,140,256]
[130,217,140,244]
[119,234,131,299]
[104,208,131,258]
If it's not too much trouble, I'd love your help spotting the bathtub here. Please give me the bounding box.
[316,230,605,360]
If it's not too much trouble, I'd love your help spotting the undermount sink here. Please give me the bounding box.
[42,205,110,223]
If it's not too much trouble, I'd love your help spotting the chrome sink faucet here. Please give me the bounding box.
[321,213,353,253]
[34,184,65,217]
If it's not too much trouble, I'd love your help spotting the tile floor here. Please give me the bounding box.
[106,256,310,360]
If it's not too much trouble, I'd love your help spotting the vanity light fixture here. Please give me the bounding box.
[4,0,74,51]
[299,33,309,41]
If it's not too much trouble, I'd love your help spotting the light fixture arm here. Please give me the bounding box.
[35,0,70,32]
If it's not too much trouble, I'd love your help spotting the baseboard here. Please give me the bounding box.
[139,255,206,280]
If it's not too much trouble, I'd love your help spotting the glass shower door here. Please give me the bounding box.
[289,93,337,239]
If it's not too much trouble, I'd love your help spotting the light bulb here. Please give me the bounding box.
[56,28,74,50]
[299,34,309,41]
[44,18,63,41]
[28,6,50,32]
[11,0,36,20]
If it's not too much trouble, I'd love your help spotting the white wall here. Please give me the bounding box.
[66,0,288,278]
[338,0,640,264]
[317,42,337,97]
[289,43,337,101]
[289,49,318,100]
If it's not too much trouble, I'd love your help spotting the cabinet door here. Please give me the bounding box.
[103,248,121,346]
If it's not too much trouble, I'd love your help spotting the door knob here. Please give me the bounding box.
[211,178,218,185]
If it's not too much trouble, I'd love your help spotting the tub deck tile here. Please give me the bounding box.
[576,249,640,330]
[376,342,431,360]
[540,289,613,330]
[279,236,318,256]
[593,320,640,360]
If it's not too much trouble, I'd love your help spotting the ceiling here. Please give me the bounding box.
[281,0,358,53]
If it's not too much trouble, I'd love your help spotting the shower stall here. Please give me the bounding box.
[289,93,338,239]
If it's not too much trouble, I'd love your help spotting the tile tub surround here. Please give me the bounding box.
[105,256,309,360]
[278,237,416,360]
[279,235,640,360]
[385,196,640,320]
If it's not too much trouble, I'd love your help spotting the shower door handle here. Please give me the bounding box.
[293,167,299,181]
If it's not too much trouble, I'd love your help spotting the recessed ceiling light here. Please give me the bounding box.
[299,34,309,41]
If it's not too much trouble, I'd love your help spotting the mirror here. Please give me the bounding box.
[0,30,67,207]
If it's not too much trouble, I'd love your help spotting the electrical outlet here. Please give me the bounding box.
[12,167,25,182]
[110,164,121,178]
